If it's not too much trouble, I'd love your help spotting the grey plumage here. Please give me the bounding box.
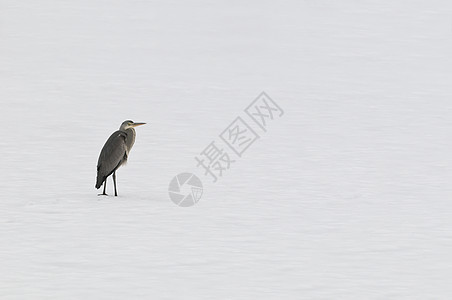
[96,120,146,196]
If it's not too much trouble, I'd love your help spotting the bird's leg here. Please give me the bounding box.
[98,179,108,196]
[113,171,118,196]
[103,180,107,195]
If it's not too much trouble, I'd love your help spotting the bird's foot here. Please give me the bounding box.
[98,193,108,196]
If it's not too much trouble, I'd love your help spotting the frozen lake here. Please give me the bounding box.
[1,0,452,299]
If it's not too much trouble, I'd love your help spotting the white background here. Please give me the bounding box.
[1,0,452,299]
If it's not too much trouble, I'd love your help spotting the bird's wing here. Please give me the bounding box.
[97,130,128,177]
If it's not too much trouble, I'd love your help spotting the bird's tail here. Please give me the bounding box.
[95,174,105,189]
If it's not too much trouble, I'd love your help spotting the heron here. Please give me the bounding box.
[96,120,146,196]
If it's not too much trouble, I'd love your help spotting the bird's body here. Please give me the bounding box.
[96,120,145,196]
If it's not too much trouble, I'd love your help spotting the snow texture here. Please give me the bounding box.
[1,0,452,299]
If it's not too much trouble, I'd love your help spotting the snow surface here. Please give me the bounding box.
[1,0,452,299]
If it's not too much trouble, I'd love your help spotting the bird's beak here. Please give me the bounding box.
[131,122,146,127]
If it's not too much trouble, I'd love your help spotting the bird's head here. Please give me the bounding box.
[120,120,146,130]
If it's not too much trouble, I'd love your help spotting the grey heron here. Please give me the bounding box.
[96,120,146,196]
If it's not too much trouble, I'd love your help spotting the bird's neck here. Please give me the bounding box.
[125,128,136,150]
